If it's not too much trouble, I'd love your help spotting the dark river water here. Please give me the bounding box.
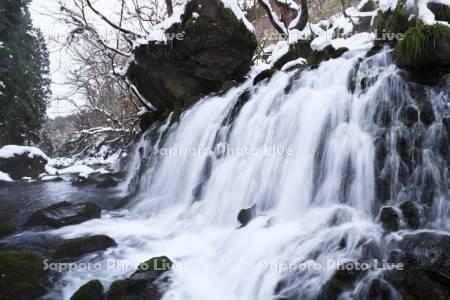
[0,180,125,226]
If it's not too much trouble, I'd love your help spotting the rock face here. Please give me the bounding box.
[0,146,48,180]
[24,201,101,228]
[53,235,117,259]
[127,0,257,112]
[385,232,450,300]
[0,251,48,300]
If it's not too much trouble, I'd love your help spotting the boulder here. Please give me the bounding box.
[399,200,422,229]
[96,177,119,188]
[0,251,48,300]
[427,2,450,23]
[127,0,257,113]
[237,205,256,227]
[53,235,117,260]
[379,206,400,232]
[24,201,101,229]
[106,256,173,300]
[70,280,104,300]
[0,146,48,180]
[253,69,275,85]
[395,24,450,85]
[385,232,450,300]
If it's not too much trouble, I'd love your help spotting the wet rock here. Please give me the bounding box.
[237,205,256,227]
[72,175,99,186]
[420,101,435,126]
[96,177,119,188]
[106,256,173,300]
[253,69,275,85]
[399,200,421,229]
[401,105,419,127]
[70,280,104,300]
[24,201,101,229]
[0,224,16,239]
[375,176,391,203]
[53,235,117,260]
[379,206,400,232]
[386,232,450,300]
[317,261,365,300]
[127,0,256,112]
[113,194,134,210]
[374,138,387,173]
[365,278,398,300]
[0,149,48,180]
[0,251,48,300]
[308,46,349,69]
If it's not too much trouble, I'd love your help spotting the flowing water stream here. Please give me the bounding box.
[46,46,449,299]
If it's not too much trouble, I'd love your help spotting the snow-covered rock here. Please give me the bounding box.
[0,145,49,180]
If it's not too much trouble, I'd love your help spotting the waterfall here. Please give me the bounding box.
[53,46,449,300]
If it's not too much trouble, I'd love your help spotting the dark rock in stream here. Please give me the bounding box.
[379,206,400,232]
[0,152,48,181]
[0,232,63,257]
[0,250,48,300]
[96,177,119,188]
[24,201,101,229]
[399,200,422,230]
[105,256,173,300]
[237,205,256,227]
[70,280,104,300]
[384,231,450,300]
[53,235,117,260]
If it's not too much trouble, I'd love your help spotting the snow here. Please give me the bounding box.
[0,145,49,160]
[281,58,307,71]
[137,107,148,116]
[268,41,290,66]
[57,164,96,176]
[0,171,13,182]
[135,0,254,46]
[408,0,450,25]
[378,0,398,11]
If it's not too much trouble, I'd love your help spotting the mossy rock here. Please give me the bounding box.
[307,46,349,69]
[428,3,450,23]
[0,251,48,300]
[395,24,450,83]
[273,39,313,70]
[253,69,275,85]
[0,224,17,239]
[25,201,101,229]
[105,256,173,300]
[133,256,173,278]
[70,280,104,300]
[113,194,134,210]
[53,235,117,260]
[374,0,416,46]
[379,206,400,232]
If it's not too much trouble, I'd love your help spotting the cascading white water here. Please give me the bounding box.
[49,46,449,300]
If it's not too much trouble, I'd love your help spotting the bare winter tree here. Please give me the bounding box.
[52,0,180,130]
[258,0,309,35]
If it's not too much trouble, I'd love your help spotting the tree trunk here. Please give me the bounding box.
[166,0,174,17]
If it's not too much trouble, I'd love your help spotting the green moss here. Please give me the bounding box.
[395,24,450,66]
[106,279,147,300]
[0,251,47,299]
[70,280,104,300]
[135,256,173,275]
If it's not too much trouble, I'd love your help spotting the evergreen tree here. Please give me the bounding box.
[0,0,51,146]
